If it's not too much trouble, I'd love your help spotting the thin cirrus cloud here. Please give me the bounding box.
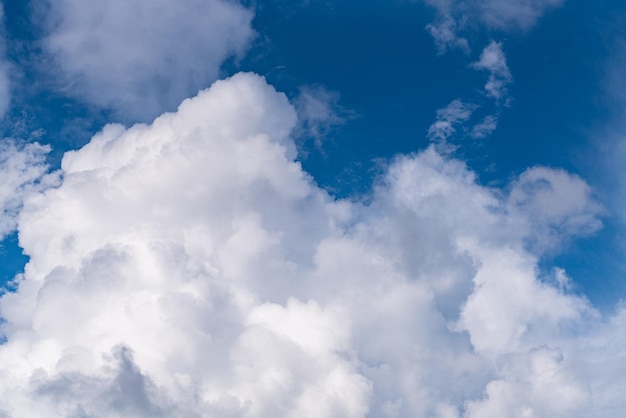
[0,73,623,417]
[34,0,255,121]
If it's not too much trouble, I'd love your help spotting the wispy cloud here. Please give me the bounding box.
[427,41,512,146]
[293,85,354,149]
[471,41,513,102]
[426,15,470,54]
[0,73,622,417]
[424,0,564,53]
[427,99,476,145]
[470,114,498,138]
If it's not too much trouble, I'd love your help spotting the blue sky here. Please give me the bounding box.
[0,0,625,416]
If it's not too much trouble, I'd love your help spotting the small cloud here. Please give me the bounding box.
[471,114,498,138]
[427,99,477,144]
[471,41,513,102]
[423,0,564,52]
[293,85,355,149]
[426,16,470,54]
[476,0,564,31]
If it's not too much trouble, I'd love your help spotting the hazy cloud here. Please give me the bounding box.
[426,15,470,54]
[293,85,353,149]
[424,0,563,52]
[36,0,254,121]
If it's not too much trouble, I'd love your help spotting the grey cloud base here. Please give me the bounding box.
[0,73,623,417]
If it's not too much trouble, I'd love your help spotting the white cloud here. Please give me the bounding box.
[427,99,476,145]
[0,73,623,417]
[470,114,498,138]
[473,0,564,30]
[424,0,563,52]
[0,140,51,241]
[426,15,470,54]
[36,0,254,121]
[471,41,512,102]
[293,85,353,149]
[426,43,510,145]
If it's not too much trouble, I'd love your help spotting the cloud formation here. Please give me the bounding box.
[427,99,476,145]
[293,85,353,149]
[424,0,563,52]
[36,0,254,121]
[471,41,512,102]
[470,115,498,138]
[0,73,623,417]
[427,41,512,145]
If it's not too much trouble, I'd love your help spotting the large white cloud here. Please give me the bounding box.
[36,0,254,121]
[0,73,623,417]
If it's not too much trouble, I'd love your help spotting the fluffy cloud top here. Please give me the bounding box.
[36,0,254,121]
[0,73,623,417]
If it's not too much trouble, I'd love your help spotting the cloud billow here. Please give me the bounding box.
[0,73,622,417]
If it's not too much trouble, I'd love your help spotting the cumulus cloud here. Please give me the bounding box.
[471,41,513,102]
[424,0,563,52]
[35,0,254,121]
[0,73,623,417]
